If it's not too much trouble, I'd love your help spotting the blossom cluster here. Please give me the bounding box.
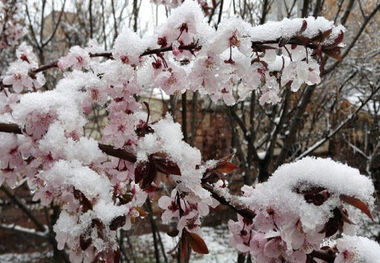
[228,158,377,262]
[2,43,46,93]
[0,0,24,50]
[0,1,378,262]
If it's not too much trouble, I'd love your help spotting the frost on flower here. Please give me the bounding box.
[58,46,91,70]
[335,235,380,263]
[155,0,213,48]
[40,160,135,262]
[113,26,148,66]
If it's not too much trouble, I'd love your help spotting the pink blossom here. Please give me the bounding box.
[158,190,180,223]
[58,46,90,70]
[3,61,34,93]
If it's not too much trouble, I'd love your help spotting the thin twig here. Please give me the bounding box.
[296,85,380,160]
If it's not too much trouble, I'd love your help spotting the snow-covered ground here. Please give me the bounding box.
[0,251,52,263]
[0,226,237,263]
[131,225,237,263]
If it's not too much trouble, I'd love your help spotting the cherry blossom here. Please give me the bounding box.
[2,43,45,93]
[0,1,24,49]
[58,46,91,70]
[158,189,180,223]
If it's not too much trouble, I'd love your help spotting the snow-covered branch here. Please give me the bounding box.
[0,223,49,238]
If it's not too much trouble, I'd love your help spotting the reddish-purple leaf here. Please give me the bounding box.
[188,232,209,254]
[135,160,157,189]
[91,218,105,239]
[114,249,121,263]
[79,234,92,251]
[180,232,191,263]
[210,155,238,174]
[141,162,157,189]
[334,30,344,45]
[216,162,239,174]
[300,20,307,33]
[300,186,331,206]
[319,208,343,237]
[339,206,354,225]
[320,28,332,41]
[323,47,342,61]
[109,215,126,231]
[340,194,373,221]
[151,152,181,175]
[73,189,93,212]
[134,161,149,183]
[295,185,331,206]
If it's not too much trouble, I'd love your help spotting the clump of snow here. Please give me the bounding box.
[249,16,345,44]
[137,113,209,198]
[248,157,374,230]
[38,122,105,164]
[39,160,112,202]
[228,157,376,262]
[155,0,214,46]
[271,157,373,203]
[54,210,86,250]
[208,17,252,55]
[113,26,148,66]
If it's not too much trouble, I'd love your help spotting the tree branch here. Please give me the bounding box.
[324,4,380,75]
[296,84,380,160]
[0,223,49,238]
[309,250,335,263]
[201,183,255,220]
[41,0,67,48]
[0,123,255,221]
[1,186,47,232]
[275,84,315,168]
